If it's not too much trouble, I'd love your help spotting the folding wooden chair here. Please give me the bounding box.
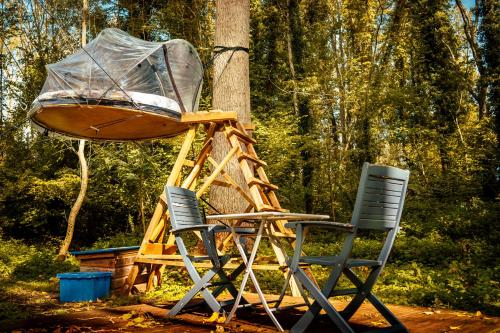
[285,163,410,333]
[165,186,253,317]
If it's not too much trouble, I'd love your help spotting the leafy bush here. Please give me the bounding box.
[0,235,78,281]
[89,231,143,249]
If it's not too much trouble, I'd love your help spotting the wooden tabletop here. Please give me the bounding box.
[205,212,330,221]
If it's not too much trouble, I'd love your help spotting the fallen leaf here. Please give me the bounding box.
[423,311,434,315]
[450,326,461,330]
[215,324,225,333]
[475,311,482,317]
[133,317,145,323]
[206,312,219,323]
[217,316,226,324]
[370,320,386,327]
[121,313,133,320]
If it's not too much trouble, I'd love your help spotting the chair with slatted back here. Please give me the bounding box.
[284,163,410,333]
[165,186,254,317]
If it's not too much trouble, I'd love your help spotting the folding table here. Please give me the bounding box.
[206,212,330,331]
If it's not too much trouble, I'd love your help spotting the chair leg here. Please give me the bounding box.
[214,262,246,300]
[341,267,375,320]
[291,267,354,333]
[169,237,226,316]
[168,264,221,316]
[342,268,408,332]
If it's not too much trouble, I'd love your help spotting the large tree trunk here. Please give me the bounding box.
[209,0,251,214]
[58,0,89,260]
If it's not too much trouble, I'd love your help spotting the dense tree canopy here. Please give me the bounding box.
[0,0,498,314]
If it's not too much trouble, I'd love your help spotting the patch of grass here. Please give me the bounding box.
[0,235,79,320]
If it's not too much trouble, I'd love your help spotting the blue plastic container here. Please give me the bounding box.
[57,272,112,302]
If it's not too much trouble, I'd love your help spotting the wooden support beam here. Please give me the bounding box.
[181,111,237,123]
[166,126,197,186]
[207,156,257,209]
[249,177,279,191]
[238,152,267,166]
[227,127,257,144]
[181,138,214,189]
[196,145,238,198]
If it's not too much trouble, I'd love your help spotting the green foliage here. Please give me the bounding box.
[0,0,498,319]
[90,231,143,249]
[0,235,78,281]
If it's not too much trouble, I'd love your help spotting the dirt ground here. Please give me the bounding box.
[1,294,499,333]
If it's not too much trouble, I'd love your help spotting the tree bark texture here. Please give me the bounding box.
[210,0,251,214]
[58,139,88,259]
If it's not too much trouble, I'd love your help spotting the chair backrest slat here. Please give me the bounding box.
[351,163,409,232]
[165,186,204,231]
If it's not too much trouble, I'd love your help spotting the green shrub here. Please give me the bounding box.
[0,235,78,281]
[89,231,143,249]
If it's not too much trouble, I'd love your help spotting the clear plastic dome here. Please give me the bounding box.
[29,28,203,141]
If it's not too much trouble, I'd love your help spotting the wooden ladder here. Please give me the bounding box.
[123,120,296,294]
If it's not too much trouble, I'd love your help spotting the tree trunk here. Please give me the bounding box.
[58,139,88,259]
[456,0,488,118]
[57,0,89,260]
[286,6,299,116]
[209,0,251,214]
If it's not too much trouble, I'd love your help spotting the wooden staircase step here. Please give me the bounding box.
[249,177,279,190]
[228,128,257,144]
[238,152,267,166]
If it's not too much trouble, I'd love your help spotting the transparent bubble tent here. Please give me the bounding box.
[29,28,204,140]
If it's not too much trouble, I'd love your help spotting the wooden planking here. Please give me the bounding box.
[80,265,133,278]
[33,103,189,141]
[143,243,176,255]
[180,111,238,123]
[112,274,148,290]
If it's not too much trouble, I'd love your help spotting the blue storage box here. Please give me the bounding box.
[57,271,112,302]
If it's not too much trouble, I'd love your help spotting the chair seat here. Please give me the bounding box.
[299,256,381,267]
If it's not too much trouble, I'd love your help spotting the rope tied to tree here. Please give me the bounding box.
[203,45,249,70]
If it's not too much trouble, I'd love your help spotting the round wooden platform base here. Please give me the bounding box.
[30,104,188,141]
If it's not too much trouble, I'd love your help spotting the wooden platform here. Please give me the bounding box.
[2,294,497,332]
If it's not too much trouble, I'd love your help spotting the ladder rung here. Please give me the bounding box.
[228,128,257,144]
[249,177,279,190]
[259,204,282,211]
[238,152,267,166]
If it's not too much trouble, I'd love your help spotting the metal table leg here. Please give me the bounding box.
[225,221,284,331]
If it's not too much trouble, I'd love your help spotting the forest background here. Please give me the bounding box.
[0,0,498,319]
